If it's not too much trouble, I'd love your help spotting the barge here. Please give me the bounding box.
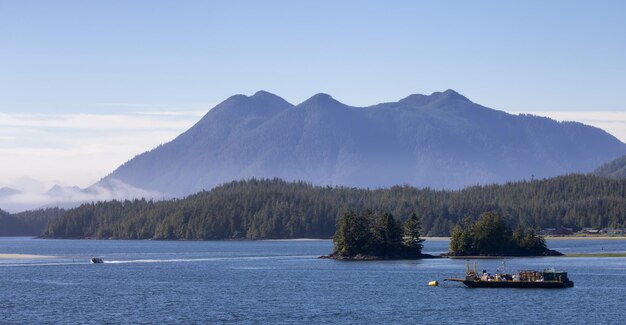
[446,262,573,288]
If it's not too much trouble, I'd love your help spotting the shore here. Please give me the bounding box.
[544,236,626,240]
[261,238,329,242]
[0,254,58,260]
[424,236,626,241]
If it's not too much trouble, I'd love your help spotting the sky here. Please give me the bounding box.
[1,0,626,191]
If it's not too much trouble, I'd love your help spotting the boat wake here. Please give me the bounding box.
[0,255,316,267]
[102,255,316,264]
[0,261,87,267]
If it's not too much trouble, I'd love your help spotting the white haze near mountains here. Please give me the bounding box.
[0,178,162,213]
[0,108,625,212]
[0,111,204,186]
[0,111,200,212]
[528,111,626,144]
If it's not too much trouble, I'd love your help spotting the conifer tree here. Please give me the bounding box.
[402,213,424,253]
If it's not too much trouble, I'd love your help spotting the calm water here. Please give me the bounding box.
[2,237,626,324]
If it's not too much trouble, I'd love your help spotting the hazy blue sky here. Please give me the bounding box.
[2,0,625,112]
[1,1,626,190]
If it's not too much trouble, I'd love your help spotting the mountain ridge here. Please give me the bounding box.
[97,90,626,196]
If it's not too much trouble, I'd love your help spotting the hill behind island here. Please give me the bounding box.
[96,90,626,196]
[45,175,626,240]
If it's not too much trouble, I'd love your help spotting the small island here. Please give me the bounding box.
[323,211,432,260]
[447,212,562,257]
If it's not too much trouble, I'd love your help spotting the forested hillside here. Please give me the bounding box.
[45,175,626,240]
[0,208,65,236]
[595,154,626,179]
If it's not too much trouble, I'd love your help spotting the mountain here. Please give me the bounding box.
[594,154,626,179]
[98,90,626,196]
[0,187,21,198]
[46,185,83,198]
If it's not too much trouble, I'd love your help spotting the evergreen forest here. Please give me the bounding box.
[330,211,425,259]
[42,174,626,240]
[448,211,554,256]
[0,208,65,236]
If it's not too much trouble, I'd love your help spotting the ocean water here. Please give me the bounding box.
[2,237,626,324]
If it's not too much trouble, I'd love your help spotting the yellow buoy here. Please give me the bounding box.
[428,280,438,286]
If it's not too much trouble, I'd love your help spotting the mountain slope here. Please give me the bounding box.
[0,187,21,198]
[594,154,626,179]
[98,90,626,196]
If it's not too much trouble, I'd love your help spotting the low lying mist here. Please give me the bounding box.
[0,178,162,213]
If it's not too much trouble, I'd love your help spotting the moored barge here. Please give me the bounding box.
[446,262,574,288]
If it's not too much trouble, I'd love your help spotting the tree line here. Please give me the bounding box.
[42,174,626,240]
[0,208,65,236]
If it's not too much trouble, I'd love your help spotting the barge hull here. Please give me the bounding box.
[462,280,573,288]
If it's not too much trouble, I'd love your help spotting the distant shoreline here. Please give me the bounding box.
[544,236,626,240]
[261,238,329,242]
[422,237,451,241]
[0,253,58,260]
[423,236,626,241]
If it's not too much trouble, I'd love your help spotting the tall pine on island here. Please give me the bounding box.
[326,211,430,260]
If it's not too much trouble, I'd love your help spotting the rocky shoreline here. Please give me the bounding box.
[321,249,564,260]
[319,253,439,260]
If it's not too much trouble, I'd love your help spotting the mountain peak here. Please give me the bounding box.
[299,93,343,108]
[0,187,21,197]
[399,89,470,106]
[46,184,82,197]
[431,89,469,101]
[209,91,292,116]
[48,184,63,192]
[252,90,273,97]
[249,90,292,108]
[309,93,334,101]
[251,90,283,101]
[398,94,430,106]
